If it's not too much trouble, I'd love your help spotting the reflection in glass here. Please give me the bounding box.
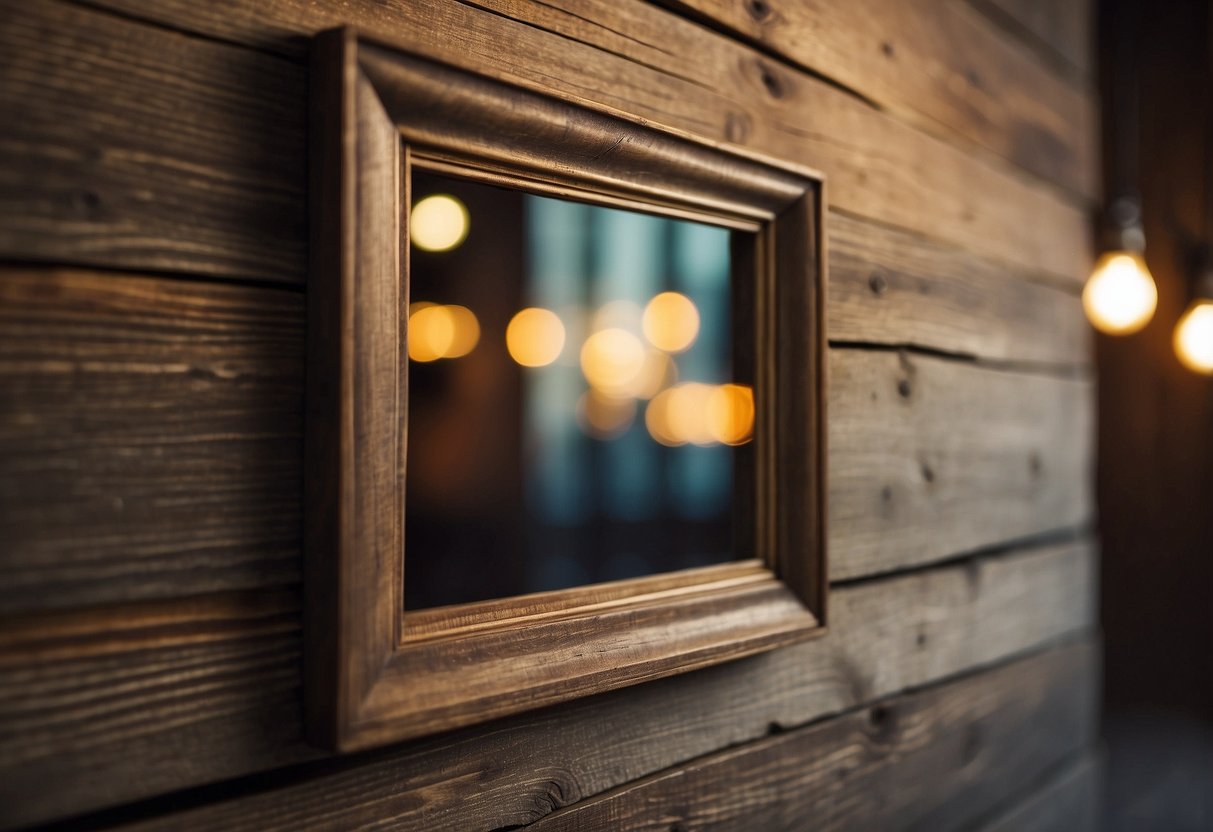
[404,170,750,610]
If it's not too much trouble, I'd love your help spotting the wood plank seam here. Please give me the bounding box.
[0,539,1094,827]
[7,0,1094,281]
[5,636,1096,832]
[826,206,1086,296]
[828,528,1092,589]
[471,0,1098,211]
[0,266,1090,606]
[650,0,1097,203]
[827,341,1093,380]
[967,0,1093,83]
[509,639,1099,830]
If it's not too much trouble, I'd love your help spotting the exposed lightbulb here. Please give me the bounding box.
[1173,300,1213,375]
[1082,251,1157,335]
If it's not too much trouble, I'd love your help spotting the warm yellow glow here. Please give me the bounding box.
[407,303,480,362]
[591,300,643,334]
[443,305,480,358]
[645,383,718,446]
[1082,252,1157,335]
[408,304,455,362]
[668,383,717,445]
[707,383,755,445]
[410,194,469,252]
[647,383,754,446]
[506,307,566,367]
[580,328,646,396]
[577,390,636,439]
[644,387,684,447]
[642,291,700,353]
[633,349,677,400]
[1173,300,1213,375]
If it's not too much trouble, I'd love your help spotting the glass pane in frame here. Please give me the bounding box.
[404,169,756,610]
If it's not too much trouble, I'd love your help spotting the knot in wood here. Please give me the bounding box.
[69,188,102,216]
[725,111,751,144]
[867,704,897,742]
[746,0,773,23]
[868,270,888,296]
[758,64,784,99]
[963,723,983,764]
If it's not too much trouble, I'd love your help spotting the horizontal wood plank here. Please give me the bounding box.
[0,267,304,613]
[979,754,1100,832]
[0,0,1100,829]
[0,541,1094,828]
[4,0,1091,284]
[973,0,1093,77]
[662,0,1097,198]
[828,212,1088,366]
[521,640,1098,832]
[0,1,307,282]
[829,349,1092,580]
[0,265,1088,610]
[0,590,313,829]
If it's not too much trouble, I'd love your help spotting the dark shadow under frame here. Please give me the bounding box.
[306,27,827,752]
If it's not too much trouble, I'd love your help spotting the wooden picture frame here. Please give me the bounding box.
[306,27,827,752]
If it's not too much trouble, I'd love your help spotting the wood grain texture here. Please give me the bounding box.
[829,350,1092,580]
[0,266,1085,610]
[0,0,1090,362]
[662,0,1097,198]
[10,0,1091,283]
[980,754,1100,832]
[0,0,1100,826]
[307,32,825,752]
[0,590,314,830]
[827,212,1089,367]
[974,0,1094,76]
[0,541,1093,828]
[0,0,307,282]
[114,636,1098,832]
[0,267,303,614]
[520,640,1097,832]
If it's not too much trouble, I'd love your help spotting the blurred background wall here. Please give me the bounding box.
[1097,0,1213,828]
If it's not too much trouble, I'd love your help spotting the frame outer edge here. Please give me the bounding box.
[308,28,829,752]
[304,27,359,750]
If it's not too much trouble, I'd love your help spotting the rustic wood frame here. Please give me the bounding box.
[306,27,827,752]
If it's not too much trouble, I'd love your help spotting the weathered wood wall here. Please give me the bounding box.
[0,0,1098,829]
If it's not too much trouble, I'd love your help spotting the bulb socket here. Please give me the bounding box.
[1102,196,1146,254]
[1194,247,1213,300]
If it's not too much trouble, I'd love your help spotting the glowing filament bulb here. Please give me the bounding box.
[1082,252,1157,335]
[1174,300,1213,375]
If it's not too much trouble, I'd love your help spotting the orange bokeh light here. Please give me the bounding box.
[642,292,700,353]
[506,307,566,367]
[580,327,646,396]
[407,303,480,362]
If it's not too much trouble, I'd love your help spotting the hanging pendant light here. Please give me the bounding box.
[1083,197,1157,335]
[1173,251,1213,375]
[1085,0,1157,337]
